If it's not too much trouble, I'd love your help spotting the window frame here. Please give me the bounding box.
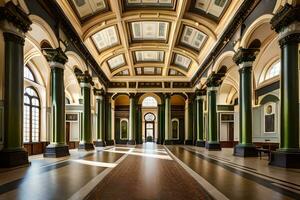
[23,87,41,143]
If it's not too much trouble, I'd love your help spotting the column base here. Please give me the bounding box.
[196,140,206,147]
[127,140,136,145]
[205,142,221,151]
[78,143,95,151]
[234,144,258,157]
[44,144,70,158]
[164,140,173,145]
[94,141,106,147]
[106,140,115,146]
[269,149,300,168]
[0,148,29,168]
[184,140,193,145]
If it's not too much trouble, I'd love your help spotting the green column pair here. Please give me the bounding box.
[0,2,32,167]
[233,48,259,157]
[44,48,70,157]
[269,4,300,168]
[77,72,94,150]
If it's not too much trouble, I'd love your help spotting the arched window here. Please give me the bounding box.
[23,87,40,143]
[142,96,157,107]
[24,66,36,82]
[265,61,280,81]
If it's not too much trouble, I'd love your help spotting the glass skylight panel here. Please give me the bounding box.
[174,54,191,69]
[144,67,155,74]
[195,0,228,18]
[107,54,125,70]
[127,0,172,6]
[131,21,169,40]
[181,26,206,50]
[92,26,119,51]
[136,67,142,75]
[135,51,164,62]
[115,69,129,76]
[71,0,107,18]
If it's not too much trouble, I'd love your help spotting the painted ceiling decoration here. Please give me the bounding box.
[59,0,241,87]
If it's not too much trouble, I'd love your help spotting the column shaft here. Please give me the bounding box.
[239,66,253,145]
[207,89,217,142]
[164,95,171,143]
[196,97,205,147]
[280,41,299,149]
[95,94,105,147]
[128,95,136,145]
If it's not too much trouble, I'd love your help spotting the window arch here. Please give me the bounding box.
[142,96,157,107]
[23,87,40,143]
[24,65,36,82]
[265,60,280,80]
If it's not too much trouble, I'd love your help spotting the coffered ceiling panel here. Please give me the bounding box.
[125,0,175,9]
[134,51,164,63]
[135,67,162,75]
[173,53,192,70]
[107,54,126,71]
[91,26,119,52]
[169,69,185,76]
[130,21,169,41]
[180,25,207,51]
[191,0,230,20]
[114,69,130,76]
[70,0,108,19]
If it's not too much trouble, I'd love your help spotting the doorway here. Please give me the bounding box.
[144,112,155,142]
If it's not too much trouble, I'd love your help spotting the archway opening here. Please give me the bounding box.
[142,96,158,143]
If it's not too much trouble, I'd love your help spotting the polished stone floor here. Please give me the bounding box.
[0,144,299,200]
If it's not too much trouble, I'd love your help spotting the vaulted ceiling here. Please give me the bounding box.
[57,0,242,84]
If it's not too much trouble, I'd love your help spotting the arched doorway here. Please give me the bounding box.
[142,96,158,143]
[144,112,156,142]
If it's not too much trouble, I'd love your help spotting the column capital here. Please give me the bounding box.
[94,88,104,99]
[195,89,206,97]
[233,48,260,65]
[77,71,94,87]
[43,48,68,66]
[270,4,300,34]
[206,72,224,88]
[0,2,32,33]
[129,93,136,98]
[164,93,171,99]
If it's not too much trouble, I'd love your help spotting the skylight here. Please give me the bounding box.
[180,26,207,51]
[173,54,191,70]
[135,51,164,62]
[131,21,169,41]
[91,26,119,51]
[107,54,126,70]
[71,0,107,18]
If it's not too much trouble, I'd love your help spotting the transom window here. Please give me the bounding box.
[142,96,158,107]
[144,113,156,121]
[23,87,40,143]
[24,66,36,82]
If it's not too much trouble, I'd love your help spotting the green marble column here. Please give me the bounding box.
[105,95,114,146]
[77,72,94,150]
[185,95,194,145]
[44,48,70,157]
[164,93,171,145]
[233,48,259,157]
[158,101,165,144]
[94,89,105,147]
[136,104,142,144]
[0,2,32,167]
[128,93,136,145]
[196,90,206,147]
[205,73,223,150]
[269,4,300,168]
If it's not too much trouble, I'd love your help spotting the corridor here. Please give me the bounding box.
[1,144,300,200]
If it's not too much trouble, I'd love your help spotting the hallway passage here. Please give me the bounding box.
[1,144,300,200]
[0,144,211,200]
